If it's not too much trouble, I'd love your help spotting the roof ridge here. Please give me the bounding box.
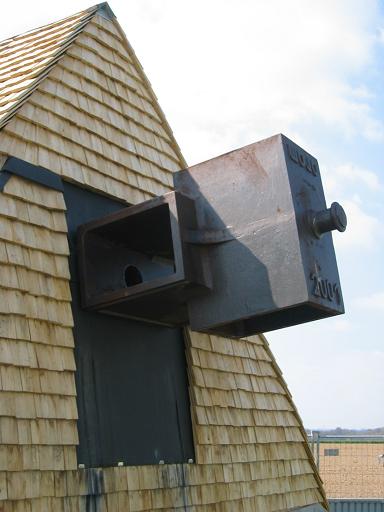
[0,5,99,49]
[0,6,100,131]
[96,2,116,21]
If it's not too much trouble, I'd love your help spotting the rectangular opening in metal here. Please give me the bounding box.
[82,203,176,301]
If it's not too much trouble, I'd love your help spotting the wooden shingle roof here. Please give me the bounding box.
[0,3,186,179]
[0,6,98,130]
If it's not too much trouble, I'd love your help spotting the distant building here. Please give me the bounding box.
[319,438,384,499]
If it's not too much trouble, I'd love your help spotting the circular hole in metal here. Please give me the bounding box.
[124,265,143,287]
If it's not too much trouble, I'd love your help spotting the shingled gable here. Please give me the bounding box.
[0,2,186,203]
[0,4,328,510]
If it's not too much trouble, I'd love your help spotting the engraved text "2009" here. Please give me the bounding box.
[310,274,341,305]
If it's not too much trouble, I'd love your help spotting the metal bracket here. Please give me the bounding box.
[0,170,11,191]
[97,2,116,20]
[0,156,63,192]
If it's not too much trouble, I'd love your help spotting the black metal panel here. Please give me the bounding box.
[1,156,63,191]
[64,182,194,467]
[97,1,116,20]
[0,170,11,191]
[330,500,384,512]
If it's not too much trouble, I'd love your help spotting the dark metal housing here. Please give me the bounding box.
[178,134,345,336]
[77,134,346,336]
[78,192,211,325]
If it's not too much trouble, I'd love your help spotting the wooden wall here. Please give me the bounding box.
[0,8,326,511]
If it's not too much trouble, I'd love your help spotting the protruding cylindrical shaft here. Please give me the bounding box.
[312,202,347,238]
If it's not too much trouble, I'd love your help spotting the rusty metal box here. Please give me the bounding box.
[78,134,345,336]
[175,134,345,336]
[77,192,211,325]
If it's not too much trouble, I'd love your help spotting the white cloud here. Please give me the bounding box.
[354,292,384,311]
[347,165,382,189]
[324,163,382,195]
[112,0,384,162]
[333,198,382,251]
[321,162,383,257]
[332,318,354,333]
[268,329,384,429]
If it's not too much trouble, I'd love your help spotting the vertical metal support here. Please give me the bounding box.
[309,431,314,458]
[313,430,320,470]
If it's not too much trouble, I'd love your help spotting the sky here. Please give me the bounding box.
[1,0,383,430]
